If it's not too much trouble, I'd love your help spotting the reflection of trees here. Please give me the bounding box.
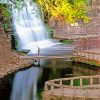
[72,63,100,76]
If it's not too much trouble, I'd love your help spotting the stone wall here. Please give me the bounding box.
[42,93,99,100]
[0,4,34,78]
[0,16,33,100]
[74,37,100,50]
[50,0,100,37]
[0,73,14,100]
[0,23,12,65]
[0,4,35,100]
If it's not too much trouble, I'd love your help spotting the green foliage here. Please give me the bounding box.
[12,0,26,11]
[82,78,90,85]
[46,25,54,38]
[0,0,91,23]
[36,0,90,23]
[0,0,25,11]
[1,1,89,31]
[0,4,11,31]
[0,4,10,18]
[73,79,80,86]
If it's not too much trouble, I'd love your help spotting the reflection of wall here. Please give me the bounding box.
[72,62,100,76]
[42,59,100,79]
[43,59,71,68]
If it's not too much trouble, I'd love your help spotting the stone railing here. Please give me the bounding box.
[54,33,100,40]
[43,75,100,100]
[73,50,100,62]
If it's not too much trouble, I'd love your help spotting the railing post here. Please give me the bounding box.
[90,78,93,85]
[60,79,62,85]
[92,53,94,60]
[98,53,99,61]
[88,53,90,60]
[97,54,99,61]
[45,84,48,91]
[99,77,100,84]
[85,52,87,59]
[71,79,73,86]
[80,78,82,86]
[51,84,54,93]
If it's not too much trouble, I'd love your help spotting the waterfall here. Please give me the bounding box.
[12,1,59,54]
[10,1,61,100]
[10,67,42,100]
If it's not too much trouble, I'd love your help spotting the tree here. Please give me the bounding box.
[0,0,25,11]
[0,0,91,23]
[36,0,90,23]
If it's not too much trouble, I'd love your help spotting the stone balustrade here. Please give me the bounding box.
[54,33,100,40]
[43,75,100,100]
[73,50,100,62]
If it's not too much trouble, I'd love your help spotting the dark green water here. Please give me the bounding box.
[1,58,100,100]
[36,59,100,99]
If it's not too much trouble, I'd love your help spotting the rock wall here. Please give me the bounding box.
[50,0,100,37]
[0,73,14,100]
[0,4,34,100]
[0,23,12,66]
[0,4,34,78]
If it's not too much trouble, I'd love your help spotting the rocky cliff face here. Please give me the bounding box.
[0,23,33,99]
[0,4,34,100]
[0,23,34,78]
[0,23,12,65]
[0,6,33,78]
[0,4,18,66]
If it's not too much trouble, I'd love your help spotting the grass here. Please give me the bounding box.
[73,78,90,86]
[73,79,80,86]
[37,89,43,100]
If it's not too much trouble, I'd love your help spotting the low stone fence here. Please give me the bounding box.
[73,50,100,61]
[73,50,100,66]
[54,33,100,40]
[43,75,100,100]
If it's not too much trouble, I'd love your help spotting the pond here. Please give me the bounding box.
[10,59,100,100]
[9,1,100,100]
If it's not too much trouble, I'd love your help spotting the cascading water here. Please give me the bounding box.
[12,1,59,54]
[10,67,42,100]
[10,1,59,100]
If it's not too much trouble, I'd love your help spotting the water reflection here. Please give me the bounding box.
[10,59,100,100]
[10,67,42,100]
